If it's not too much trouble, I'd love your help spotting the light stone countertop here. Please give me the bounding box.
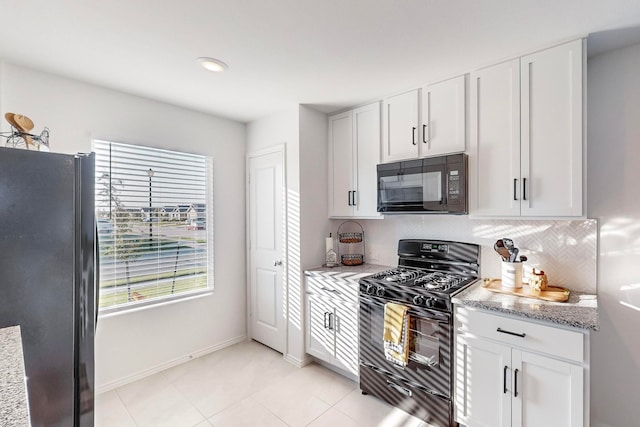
[305,263,393,281]
[453,281,599,331]
[0,326,30,426]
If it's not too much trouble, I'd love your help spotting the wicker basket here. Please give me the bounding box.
[341,254,363,266]
[339,232,363,243]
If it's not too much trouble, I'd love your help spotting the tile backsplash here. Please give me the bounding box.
[333,216,597,293]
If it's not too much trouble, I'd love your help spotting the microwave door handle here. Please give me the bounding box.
[444,170,448,205]
[439,167,446,205]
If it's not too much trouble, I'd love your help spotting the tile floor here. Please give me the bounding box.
[95,339,433,427]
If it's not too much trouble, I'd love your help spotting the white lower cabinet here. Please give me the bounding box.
[305,273,359,376]
[455,306,588,427]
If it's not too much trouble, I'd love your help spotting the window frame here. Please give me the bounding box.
[93,140,214,315]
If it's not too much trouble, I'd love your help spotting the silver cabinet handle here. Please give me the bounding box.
[274,260,283,266]
[320,286,340,294]
[386,380,412,397]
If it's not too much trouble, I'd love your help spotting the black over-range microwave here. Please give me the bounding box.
[377,153,468,214]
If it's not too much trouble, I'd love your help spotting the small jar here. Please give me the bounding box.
[529,269,548,295]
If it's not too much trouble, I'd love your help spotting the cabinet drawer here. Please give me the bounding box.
[456,306,584,363]
[305,273,358,303]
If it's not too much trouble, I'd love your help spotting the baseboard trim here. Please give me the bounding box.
[96,334,248,394]
[309,357,359,382]
[284,353,311,368]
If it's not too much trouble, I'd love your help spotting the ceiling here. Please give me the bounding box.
[1,0,640,123]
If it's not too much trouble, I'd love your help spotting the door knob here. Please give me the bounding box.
[274,260,283,266]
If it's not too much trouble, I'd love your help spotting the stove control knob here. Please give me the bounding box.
[413,295,425,306]
[376,286,386,297]
[365,284,375,295]
[426,298,436,308]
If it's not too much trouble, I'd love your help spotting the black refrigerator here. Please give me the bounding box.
[0,146,96,427]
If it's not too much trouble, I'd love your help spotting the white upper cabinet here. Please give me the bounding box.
[328,111,353,217]
[469,39,584,217]
[328,102,381,218]
[421,75,466,157]
[382,77,466,163]
[520,40,583,217]
[469,59,522,217]
[381,89,420,162]
[353,103,381,217]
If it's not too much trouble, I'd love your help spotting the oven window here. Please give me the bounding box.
[409,317,441,366]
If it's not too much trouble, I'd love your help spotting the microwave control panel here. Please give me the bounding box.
[448,170,461,198]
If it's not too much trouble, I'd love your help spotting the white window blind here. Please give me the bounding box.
[93,140,213,312]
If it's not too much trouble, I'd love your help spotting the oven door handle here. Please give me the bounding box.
[359,295,450,323]
[386,380,413,397]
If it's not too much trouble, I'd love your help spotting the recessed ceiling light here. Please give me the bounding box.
[197,57,228,73]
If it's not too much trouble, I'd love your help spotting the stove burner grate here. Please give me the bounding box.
[413,272,467,291]
[369,268,423,284]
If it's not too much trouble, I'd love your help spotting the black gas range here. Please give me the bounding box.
[358,239,480,427]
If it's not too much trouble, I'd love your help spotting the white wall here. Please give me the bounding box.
[587,43,640,427]
[299,105,331,270]
[0,62,247,391]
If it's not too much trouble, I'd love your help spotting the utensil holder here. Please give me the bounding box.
[501,262,523,289]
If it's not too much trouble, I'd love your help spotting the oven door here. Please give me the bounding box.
[358,294,452,398]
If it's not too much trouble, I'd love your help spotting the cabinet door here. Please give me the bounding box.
[328,111,354,217]
[520,39,583,217]
[353,102,382,218]
[305,294,335,363]
[469,59,521,216]
[455,334,511,427]
[421,75,466,157]
[382,89,420,162]
[333,301,359,376]
[512,350,584,427]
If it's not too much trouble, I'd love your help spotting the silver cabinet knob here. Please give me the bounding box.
[274,260,283,266]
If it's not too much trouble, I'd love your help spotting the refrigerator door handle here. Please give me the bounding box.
[95,225,100,329]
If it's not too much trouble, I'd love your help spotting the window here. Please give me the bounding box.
[93,140,213,313]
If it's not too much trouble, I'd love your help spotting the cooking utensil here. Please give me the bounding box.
[502,238,514,250]
[494,239,511,261]
[502,238,519,262]
[509,247,519,262]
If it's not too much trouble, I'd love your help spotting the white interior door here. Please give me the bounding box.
[248,148,285,353]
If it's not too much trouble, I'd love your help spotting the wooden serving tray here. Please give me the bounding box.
[481,278,570,303]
